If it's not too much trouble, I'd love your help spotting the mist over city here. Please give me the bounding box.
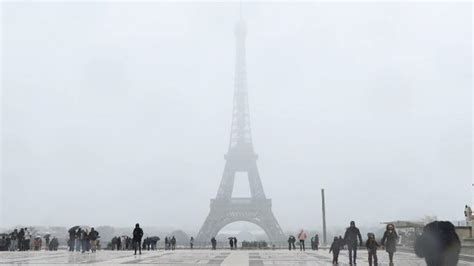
[0,2,472,264]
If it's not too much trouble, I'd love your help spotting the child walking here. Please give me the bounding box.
[366,233,379,266]
[329,237,341,264]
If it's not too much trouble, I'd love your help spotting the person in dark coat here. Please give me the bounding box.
[50,237,59,251]
[229,237,234,250]
[89,228,99,253]
[211,237,217,250]
[147,238,151,250]
[132,223,144,255]
[143,238,149,250]
[381,223,398,265]
[415,221,461,266]
[314,234,320,250]
[171,236,176,250]
[75,229,82,252]
[366,233,379,266]
[338,236,344,250]
[117,236,122,250]
[81,230,89,253]
[233,237,238,249]
[343,221,363,265]
[18,228,25,251]
[44,235,50,251]
[329,237,341,264]
[9,229,18,251]
[0,236,7,251]
[68,230,75,252]
[6,236,11,251]
[288,235,296,250]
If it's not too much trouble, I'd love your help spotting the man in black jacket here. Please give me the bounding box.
[344,221,363,265]
[132,223,144,255]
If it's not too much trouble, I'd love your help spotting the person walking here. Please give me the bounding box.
[132,223,144,255]
[343,221,363,265]
[381,224,398,266]
[233,237,238,249]
[229,237,234,250]
[298,229,307,251]
[190,237,194,249]
[366,233,379,266]
[329,237,341,264]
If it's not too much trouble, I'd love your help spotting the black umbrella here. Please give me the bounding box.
[44,234,51,238]
[68,226,80,234]
[150,236,160,241]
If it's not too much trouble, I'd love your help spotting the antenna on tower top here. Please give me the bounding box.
[239,0,243,20]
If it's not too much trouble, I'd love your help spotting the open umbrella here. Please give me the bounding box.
[68,226,80,234]
[43,234,51,239]
[150,236,160,242]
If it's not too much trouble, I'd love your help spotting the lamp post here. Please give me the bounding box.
[321,189,327,245]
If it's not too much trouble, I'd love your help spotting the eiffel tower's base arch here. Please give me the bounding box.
[196,198,286,245]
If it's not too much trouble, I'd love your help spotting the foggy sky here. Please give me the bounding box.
[1,1,472,233]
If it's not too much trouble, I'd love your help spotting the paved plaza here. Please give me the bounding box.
[0,250,472,265]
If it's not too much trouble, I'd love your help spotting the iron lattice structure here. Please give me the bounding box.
[196,20,285,243]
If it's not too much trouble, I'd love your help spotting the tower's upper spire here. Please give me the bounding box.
[228,6,253,156]
[239,0,242,21]
[234,1,246,39]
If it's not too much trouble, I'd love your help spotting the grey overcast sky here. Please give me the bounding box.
[1,1,472,232]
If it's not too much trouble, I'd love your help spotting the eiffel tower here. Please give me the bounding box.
[196,17,285,243]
